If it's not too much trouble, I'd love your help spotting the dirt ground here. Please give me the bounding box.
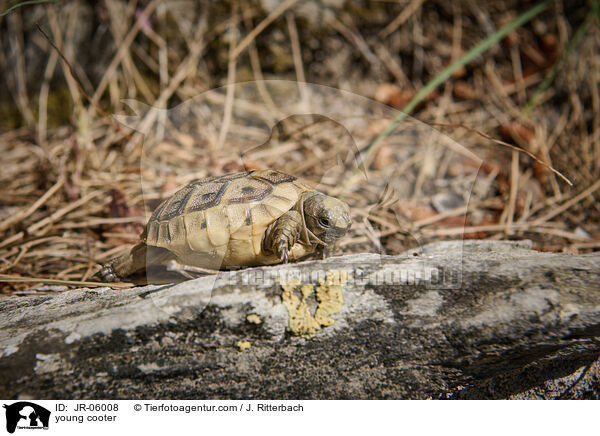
[0,0,598,293]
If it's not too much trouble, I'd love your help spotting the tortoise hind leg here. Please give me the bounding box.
[96,243,174,282]
[96,243,147,282]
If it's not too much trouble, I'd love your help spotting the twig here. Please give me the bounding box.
[286,11,310,109]
[0,0,58,17]
[89,0,160,106]
[230,0,301,61]
[37,32,59,145]
[0,175,65,233]
[35,22,135,143]
[523,13,592,115]
[330,17,381,68]
[7,12,35,126]
[0,275,134,289]
[134,11,210,139]
[50,6,84,109]
[242,0,282,119]
[426,121,572,185]
[368,40,409,87]
[361,0,554,171]
[56,216,145,229]
[501,150,519,233]
[421,223,591,241]
[532,179,600,225]
[218,1,239,149]
[379,0,428,38]
[509,44,527,104]
[0,190,104,249]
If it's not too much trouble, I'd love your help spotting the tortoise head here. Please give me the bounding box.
[302,192,351,244]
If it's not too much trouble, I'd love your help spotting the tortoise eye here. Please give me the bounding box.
[318,218,331,228]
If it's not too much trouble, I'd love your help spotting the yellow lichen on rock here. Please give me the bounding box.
[281,278,321,337]
[236,340,251,351]
[246,314,262,324]
[280,270,347,337]
[301,284,314,300]
[315,270,347,327]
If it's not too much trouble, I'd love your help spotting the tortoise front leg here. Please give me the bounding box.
[263,210,303,263]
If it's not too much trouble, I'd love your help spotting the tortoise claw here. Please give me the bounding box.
[282,247,289,263]
[95,264,120,282]
[276,241,289,263]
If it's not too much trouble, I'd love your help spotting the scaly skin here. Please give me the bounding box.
[262,210,303,263]
[96,244,174,282]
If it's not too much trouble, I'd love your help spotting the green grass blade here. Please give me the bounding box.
[523,12,593,115]
[0,0,58,17]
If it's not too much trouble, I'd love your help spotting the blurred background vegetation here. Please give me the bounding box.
[0,0,598,291]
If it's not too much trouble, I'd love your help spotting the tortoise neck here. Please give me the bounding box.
[297,191,325,246]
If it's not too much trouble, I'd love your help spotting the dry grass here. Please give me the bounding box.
[0,0,598,293]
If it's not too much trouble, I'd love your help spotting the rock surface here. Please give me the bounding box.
[1,240,599,399]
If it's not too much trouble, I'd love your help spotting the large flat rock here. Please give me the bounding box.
[1,240,599,399]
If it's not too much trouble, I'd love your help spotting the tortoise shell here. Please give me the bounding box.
[143,170,315,268]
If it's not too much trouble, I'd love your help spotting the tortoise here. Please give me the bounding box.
[97,169,351,281]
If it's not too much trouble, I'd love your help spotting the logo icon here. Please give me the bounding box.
[3,402,50,434]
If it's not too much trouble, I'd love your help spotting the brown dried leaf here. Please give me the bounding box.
[371,143,394,170]
[453,81,476,100]
[373,84,436,111]
[541,33,559,64]
[405,205,437,221]
[498,122,535,147]
[374,83,402,105]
